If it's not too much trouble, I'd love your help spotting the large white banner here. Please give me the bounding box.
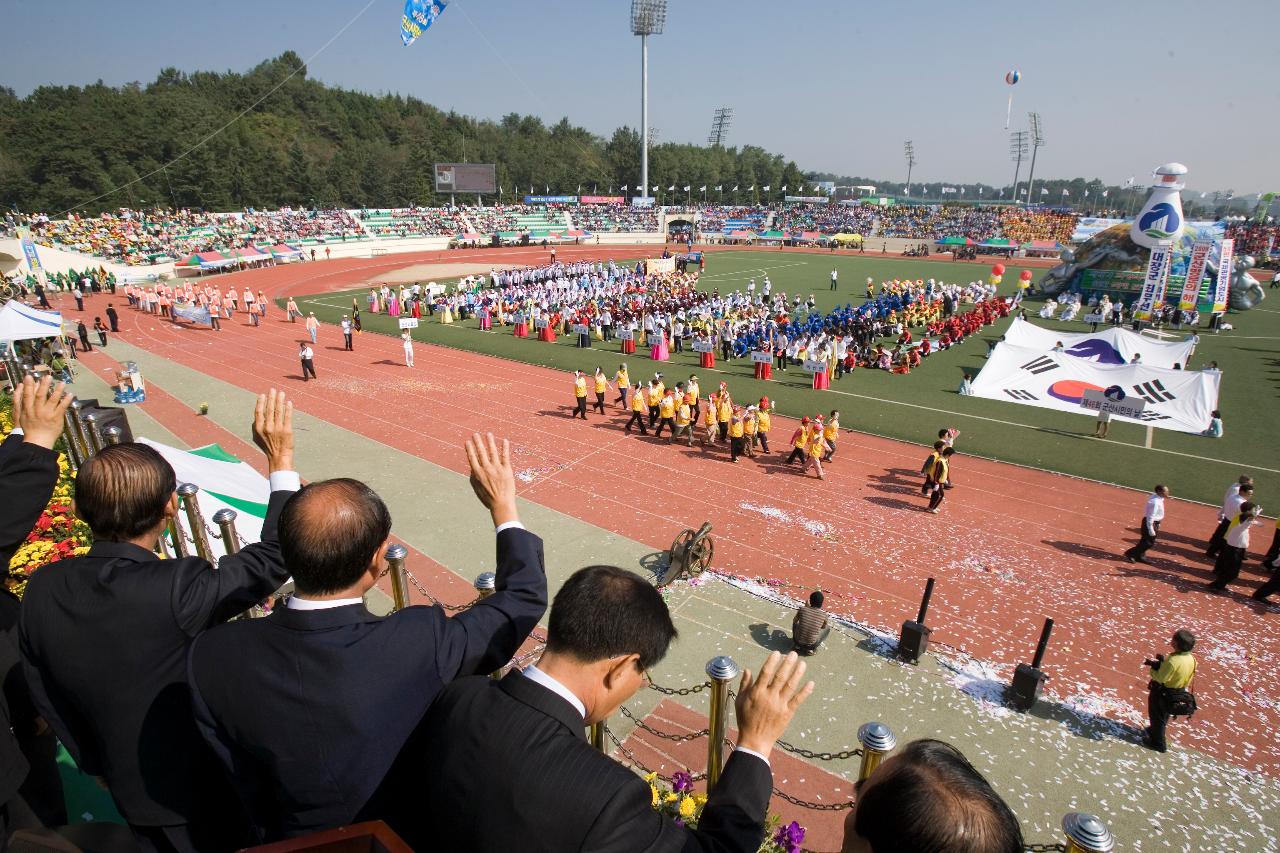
[1002,317,1195,369]
[1134,245,1172,321]
[970,343,1219,434]
[138,438,269,552]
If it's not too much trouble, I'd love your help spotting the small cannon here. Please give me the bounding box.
[663,522,714,585]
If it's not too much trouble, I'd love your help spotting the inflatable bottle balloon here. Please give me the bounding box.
[1130,163,1187,249]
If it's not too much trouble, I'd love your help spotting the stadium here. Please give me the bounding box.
[1,2,1278,851]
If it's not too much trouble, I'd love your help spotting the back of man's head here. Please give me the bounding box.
[809,590,825,609]
[546,566,677,670]
[76,444,176,542]
[1173,629,1196,652]
[279,479,392,596]
[848,739,1023,853]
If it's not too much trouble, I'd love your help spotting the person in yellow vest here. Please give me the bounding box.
[615,364,630,408]
[920,440,946,496]
[728,407,747,462]
[1143,629,1197,753]
[625,382,648,434]
[646,379,663,429]
[672,385,694,446]
[655,389,677,437]
[572,370,589,420]
[804,422,831,479]
[786,417,811,464]
[926,448,955,512]
[742,407,758,458]
[592,367,608,414]
[754,397,773,454]
[687,375,701,421]
[822,410,840,462]
[716,387,733,442]
[701,396,718,447]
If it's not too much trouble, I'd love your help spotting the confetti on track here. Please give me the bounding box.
[97,246,1280,790]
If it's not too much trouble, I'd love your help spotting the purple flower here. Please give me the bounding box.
[674,818,684,828]
[773,821,806,853]
[672,771,694,794]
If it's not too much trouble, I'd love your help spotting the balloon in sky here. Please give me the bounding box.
[1005,70,1020,85]
[401,0,449,47]
[1003,69,1021,128]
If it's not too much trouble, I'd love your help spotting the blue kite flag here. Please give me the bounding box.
[401,0,448,46]
[171,303,213,327]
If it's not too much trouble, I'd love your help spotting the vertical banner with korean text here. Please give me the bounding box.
[1211,238,1234,313]
[1134,245,1171,321]
[1178,242,1211,310]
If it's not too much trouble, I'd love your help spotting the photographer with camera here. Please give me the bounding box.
[1143,629,1197,753]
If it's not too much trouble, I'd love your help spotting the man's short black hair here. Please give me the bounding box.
[279,479,392,596]
[76,443,176,541]
[809,590,824,608]
[853,739,1023,853]
[1173,629,1196,652]
[546,566,677,670]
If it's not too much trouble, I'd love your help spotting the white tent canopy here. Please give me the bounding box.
[0,302,64,343]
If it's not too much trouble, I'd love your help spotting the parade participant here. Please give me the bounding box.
[687,375,701,421]
[1125,486,1168,564]
[299,342,317,381]
[742,407,758,458]
[786,418,811,464]
[728,408,747,462]
[305,312,319,344]
[701,396,718,446]
[1207,501,1262,592]
[592,368,608,414]
[1207,478,1253,558]
[754,398,772,454]
[401,331,415,368]
[341,315,353,351]
[716,386,733,442]
[655,388,677,437]
[572,371,589,419]
[243,288,256,316]
[614,364,630,408]
[257,290,268,318]
[286,297,301,322]
[803,422,830,479]
[822,411,840,462]
[926,448,955,512]
[673,392,694,446]
[624,383,648,435]
[94,317,108,347]
[921,440,946,495]
[646,379,663,429]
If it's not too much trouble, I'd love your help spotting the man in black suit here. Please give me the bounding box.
[1,377,72,842]
[20,389,300,853]
[408,565,814,853]
[187,432,547,843]
[106,304,120,333]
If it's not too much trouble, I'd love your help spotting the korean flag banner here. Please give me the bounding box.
[402,0,448,47]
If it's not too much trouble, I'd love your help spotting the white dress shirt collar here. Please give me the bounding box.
[522,665,587,719]
[286,595,364,611]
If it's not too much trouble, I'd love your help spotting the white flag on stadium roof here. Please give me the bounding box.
[621,185,628,192]
[699,186,706,192]
[1062,189,1069,196]
[1020,188,1027,196]
[942,187,956,194]
[781,185,787,191]
[1084,190,1089,197]
[1200,192,1207,199]
[733,185,739,191]
[762,185,770,191]
[748,185,754,191]
[668,185,675,191]
[1102,190,1108,197]
[1041,188,1049,195]
[683,185,690,192]
[715,185,722,191]
[651,185,657,192]
[1125,176,1135,186]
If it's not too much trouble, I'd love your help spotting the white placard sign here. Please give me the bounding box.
[398,318,419,329]
[617,328,634,341]
[751,351,773,363]
[803,358,829,373]
[572,324,589,335]
[1080,387,1147,419]
[692,340,715,353]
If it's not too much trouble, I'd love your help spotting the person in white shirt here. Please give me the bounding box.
[340,316,353,351]
[1207,480,1253,558]
[298,343,316,381]
[401,330,415,368]
[1125,485,1168,564]
[830,269,838,291]
[1208,501,1262,592]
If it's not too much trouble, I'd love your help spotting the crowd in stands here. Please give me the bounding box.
[467,204,530,233]
[239,207,363,243]
[876,206,1003,240]
[697,205,769,233]
[571,205,659,233]
[1,378,1026,853]
[357,207,469,237]
[997,208,1077,244]
[778,204,879,235]
[1225,221,1280,262]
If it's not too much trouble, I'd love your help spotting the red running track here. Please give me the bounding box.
[67,246,1280,776]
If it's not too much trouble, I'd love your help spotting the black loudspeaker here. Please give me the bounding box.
[78,401,134,444]
[1007,663,1046,711]
[898,620,932,664]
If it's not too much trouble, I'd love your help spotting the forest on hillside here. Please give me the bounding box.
[0,52,807,215]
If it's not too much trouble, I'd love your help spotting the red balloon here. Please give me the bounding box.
[992,264,1006,275]
[1019,269,1033,281]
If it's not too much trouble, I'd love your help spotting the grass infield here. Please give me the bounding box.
[290,249,1278,507]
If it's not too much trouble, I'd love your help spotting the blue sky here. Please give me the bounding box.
[6,0,1277,192]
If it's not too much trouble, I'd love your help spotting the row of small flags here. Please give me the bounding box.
[494,185,827,194]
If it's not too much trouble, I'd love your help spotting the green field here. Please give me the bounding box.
[291,250,1279,506]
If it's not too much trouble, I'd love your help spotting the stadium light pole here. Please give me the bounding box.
[1009,130,1029,205]
[903,141,917,198]
[632,0,667,204]
[1025,113,1045,205]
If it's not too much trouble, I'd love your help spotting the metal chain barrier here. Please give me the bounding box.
[1023,845,1067,852]
[402,568,477,611]
[775,738,864,762]
[647,679,710,696]
[770,787,854,812]
[605,728,707,784]
[618,705,709,742]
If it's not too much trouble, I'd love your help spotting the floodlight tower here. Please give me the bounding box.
[631,0,667,202]
[1025,113,1046,204]
[708,107,733,147]
[903,140,917,197]
[1009,130,1029,204]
